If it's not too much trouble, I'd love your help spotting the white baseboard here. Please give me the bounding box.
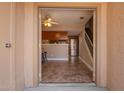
[79,56,93,71]
[47,58,68,61]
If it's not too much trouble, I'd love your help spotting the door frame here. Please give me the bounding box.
[38,7,102,83]
[38,8,96,83]
[24,2,107,88]
[10,2,16,90]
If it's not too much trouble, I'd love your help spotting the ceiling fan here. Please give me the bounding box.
[42,16,58,27]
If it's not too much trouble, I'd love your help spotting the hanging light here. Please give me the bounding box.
[44,22,52,27]
[47,23,52,27]
[43,15,58,27]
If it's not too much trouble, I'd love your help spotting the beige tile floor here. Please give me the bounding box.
[42,57,93,83]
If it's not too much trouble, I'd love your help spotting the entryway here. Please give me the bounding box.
[14,2,107,90]
[39,7,96,84]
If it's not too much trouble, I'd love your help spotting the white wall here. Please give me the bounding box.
[42,44,68,60]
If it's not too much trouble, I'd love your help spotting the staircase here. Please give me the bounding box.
[85,31,93,57]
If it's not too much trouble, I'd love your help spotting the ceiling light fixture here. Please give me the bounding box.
[44,22,52,27]
[42,16,58,27]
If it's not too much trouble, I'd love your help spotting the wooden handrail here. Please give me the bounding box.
[85,32,93,57]
[85,32,93,47]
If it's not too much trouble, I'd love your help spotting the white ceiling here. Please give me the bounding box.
[41,8,93,36]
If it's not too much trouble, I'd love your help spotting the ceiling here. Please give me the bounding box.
[41,8,93,36]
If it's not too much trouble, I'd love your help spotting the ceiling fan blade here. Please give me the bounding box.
[42,16,59,27]
[50,21,58,24]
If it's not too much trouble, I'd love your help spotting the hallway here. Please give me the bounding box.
[42,57,93,83]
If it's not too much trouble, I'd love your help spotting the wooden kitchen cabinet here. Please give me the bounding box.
[42,31,68,40]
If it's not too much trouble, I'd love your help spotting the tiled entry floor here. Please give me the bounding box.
[42,57,93,83]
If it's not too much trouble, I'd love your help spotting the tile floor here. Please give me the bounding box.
[42,57,93,83]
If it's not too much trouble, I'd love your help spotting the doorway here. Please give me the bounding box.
[39,8,96,84]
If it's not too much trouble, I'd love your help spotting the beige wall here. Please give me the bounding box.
[15,3,25,90]
[24,3,39,88]
[0,3,11,90]
[42,44,68,60]
[98,3,107,87]
[24,3,34,87]
[0,2,25,90]
[107,3,124,90]
[79,27,93,69]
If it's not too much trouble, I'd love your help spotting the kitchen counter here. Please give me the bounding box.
[42,44,69,61]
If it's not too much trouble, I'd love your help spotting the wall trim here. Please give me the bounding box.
[9,2,16,90]
[79,56,93,71]
[24,3,34,87]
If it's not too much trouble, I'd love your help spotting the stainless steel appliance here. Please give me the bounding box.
[69,37,79,57]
